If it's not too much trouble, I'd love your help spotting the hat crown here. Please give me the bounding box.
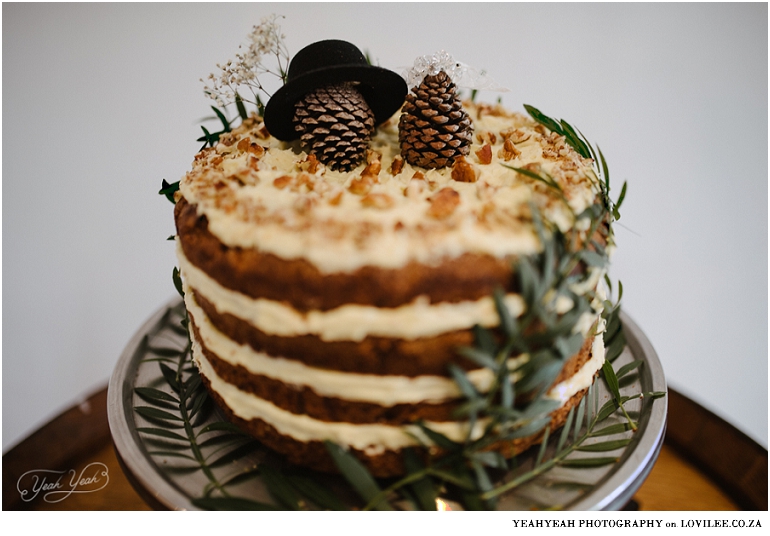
[286,40,368,81]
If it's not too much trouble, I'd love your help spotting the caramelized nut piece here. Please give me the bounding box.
[328,189,343,205]
[361,192,394,209]
[475,143,493,165]
[404,177,427,198]
[299,153,321,174]
[362,159,381,177]
[427,187,460,219]
[237,138,251,152]
[498,138,521,161]
[476,131,497,145]
[273,175,292,189]
[500,128,531,144]
[451,155,478,183]
[389,156,404,175]
[348,174,377,195]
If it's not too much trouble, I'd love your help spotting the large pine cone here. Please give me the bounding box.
[398,70,473,169]
[293,83,376,171]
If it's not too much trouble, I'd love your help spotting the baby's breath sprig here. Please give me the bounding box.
[201,14,290,114]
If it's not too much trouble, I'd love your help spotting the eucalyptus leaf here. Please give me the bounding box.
[556,406,575,452]
[415,422,461,451]
[219,467,261,488]
[184,374,202,400]
[470,450,508,470]
[172,267,185,299]
[457,345,498,370]
[573,396,586,439]
[535,425,551,467]
[597,395,633,422]
[601,360,621,402]
[559,456,619,468]
[590,422,635,437]
[576,438,631,452]
[259,464,301,510]
[472,324,497,356]
[235,94,248,120]
[207,440,260,467]
[134,406,183,422]
[493,287,517,338]
[403,448,437,511]
[470,460,496,510]
[285,474,347,511]
[159,362,181,393]
[554,333,584,360]
[134,387,179,404]
[147,450,196,460]
[524,104,563,136]
[559,119,591,159]
[605,334,626,364]
[158,179,180,204]
[197,433,250,449]
[324,441,393,511]
[187,391,209,419]
[505,415,551,439]
[448,364,480,400]
[579,249,607,268]
[198,421,246,436]
[136,427,188,441]
[616,359,644,379]
[146,346,184,358]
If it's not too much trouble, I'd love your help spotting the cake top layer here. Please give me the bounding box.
[178,101,601,273]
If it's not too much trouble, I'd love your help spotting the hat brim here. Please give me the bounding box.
[264,64,407,141]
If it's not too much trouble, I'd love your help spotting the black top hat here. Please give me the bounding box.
[263,39,407,141]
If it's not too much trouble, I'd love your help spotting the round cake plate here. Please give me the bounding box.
[108,298,667,511]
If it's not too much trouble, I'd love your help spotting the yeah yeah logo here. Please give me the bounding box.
[17,463,109,504]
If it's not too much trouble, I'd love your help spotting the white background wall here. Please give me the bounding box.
[3,3,767,452]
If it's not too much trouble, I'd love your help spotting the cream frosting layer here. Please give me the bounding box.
[192,337,485,455]
[178,242,526,342]
[191,326,606,454]
[178,103,601,273]
[546,323,605,403]
[184,285,531,405]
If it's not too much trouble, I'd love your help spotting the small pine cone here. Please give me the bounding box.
[293,83,375,171]
[398,70,473,169]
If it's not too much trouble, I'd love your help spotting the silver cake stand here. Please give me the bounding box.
[108,297,667,511]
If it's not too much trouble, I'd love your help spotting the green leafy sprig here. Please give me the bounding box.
[196,96,252,150]
[524,104,627,224]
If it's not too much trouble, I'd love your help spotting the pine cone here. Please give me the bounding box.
[398,70,473,169]
[293,83,376,171]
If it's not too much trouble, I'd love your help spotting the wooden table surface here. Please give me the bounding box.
[3,386,766,511]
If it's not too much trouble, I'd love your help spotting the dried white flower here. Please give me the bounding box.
[201,14,290,109]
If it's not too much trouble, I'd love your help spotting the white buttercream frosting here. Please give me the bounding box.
[191,323,606,452]
[184,285,531,405]
[178,242,525,342]
[177,102,601,274]
[192,336,485,454]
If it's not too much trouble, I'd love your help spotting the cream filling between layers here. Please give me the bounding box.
[177,242,526,342]
[184,286,529,404]
[192,338,486,455]
[192,329,606,455]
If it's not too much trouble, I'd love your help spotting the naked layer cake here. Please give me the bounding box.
[173,39,614,477]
